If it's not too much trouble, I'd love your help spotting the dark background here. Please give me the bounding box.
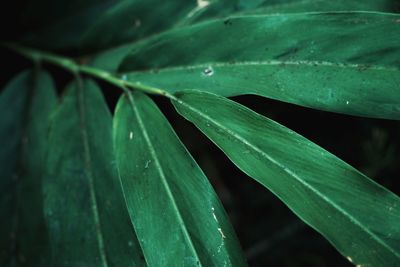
[1,1,400,266]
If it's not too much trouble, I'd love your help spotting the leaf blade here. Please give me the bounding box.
[43,79,144,266]
[186,0,398,25]
[16,70,57,267]
[119,12,400,119]
[172,90,400,267]
[113,91,247,267]
[0,70,56,266]
[21,0,204,52]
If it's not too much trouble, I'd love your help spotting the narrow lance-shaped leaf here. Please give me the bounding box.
[113,91,247,267]
[90,1,398,72]
[16,70,56,267]
[119,12,400,120]
[172,90,400,267]
[20,0,211,52]
[0,72,28,265]
[237,0,398,15]
[0,70,56,266]
[187,0,397,24]
[43,79,145,266]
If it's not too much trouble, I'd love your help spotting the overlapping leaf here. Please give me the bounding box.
[110,12,400,119]
[0,70,56,266]
[113,91,247,266]
[172,90,400,267]
[188,0,398,24]
[43,79,144,266]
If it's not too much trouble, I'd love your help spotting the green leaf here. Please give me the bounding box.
[0,72,27,265]
[15,70,57,267]
[43,79,145,266]
[0,70,56,266]
[21,0,206,52]
[237,0,398,15]
[118,12,400,119]
[113,91,247,267]
[188,0,397,24]
[172,90,400,267]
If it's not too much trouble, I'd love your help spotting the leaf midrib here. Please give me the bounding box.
[126,60,398,75]
[127,93,203,266]
[175,96,400,261]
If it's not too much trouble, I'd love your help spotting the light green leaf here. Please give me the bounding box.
[172,90,400,267]
[0,70,56,266]
[113,91,247,267]
[43,79,145,266]
[118,12,400,119]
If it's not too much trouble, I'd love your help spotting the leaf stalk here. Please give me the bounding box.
[3,43,173,98]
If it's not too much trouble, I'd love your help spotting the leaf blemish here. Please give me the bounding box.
[144,160,151,169]
[218,228,226,239]
[211,207,218,222]
[223,18,232,26]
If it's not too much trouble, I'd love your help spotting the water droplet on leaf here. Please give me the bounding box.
[202,67,214,76]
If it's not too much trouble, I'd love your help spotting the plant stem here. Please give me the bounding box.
[3,43,173,98]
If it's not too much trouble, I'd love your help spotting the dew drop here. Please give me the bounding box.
[121,74,128,81]
[346,101,350,105]
[202,66,214,76]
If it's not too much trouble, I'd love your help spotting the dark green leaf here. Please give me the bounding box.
[43,79,145,266]
[0,70,56,266]
[118,12,400,119]
[172,90,400,267]
[113,91,247,267]
[0,72,28,266]
[21,0,205,52]
[16,70,56,267]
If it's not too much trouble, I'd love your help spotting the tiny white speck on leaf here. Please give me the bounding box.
[129,131,133,140]
[218,228,226,239]
[212,207,218,222]
[144,160,151,169]
[202,66,214,76]
[197,0,210,8]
